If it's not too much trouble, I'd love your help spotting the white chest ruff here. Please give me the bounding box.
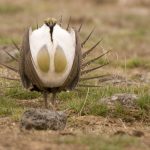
[29,24,76,87]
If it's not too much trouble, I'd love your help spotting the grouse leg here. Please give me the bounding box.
[50,93,57,110]
[43,92,48,109]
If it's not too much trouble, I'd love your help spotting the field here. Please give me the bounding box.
[0,0,150,149]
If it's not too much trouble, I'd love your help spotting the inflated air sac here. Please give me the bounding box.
[37,45,50,73]
[54,46,67,73]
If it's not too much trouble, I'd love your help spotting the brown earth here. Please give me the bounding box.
[0,115,149,150]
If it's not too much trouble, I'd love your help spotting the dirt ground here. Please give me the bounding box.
[0,115,149,150]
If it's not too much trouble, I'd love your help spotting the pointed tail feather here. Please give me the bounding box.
[0,85,21,89]
[78,21,84,32]
[81,63,109,75]
[12,40,20,52]
[36,18,39,29]
[80,74,108,81]
[82,39,103,59]
[82,50,110,69]
[0,75,20,81]
[78,84,102,88]
[66,16,71,30]
[59,15,63,26]
[0,63,18,73]
[81,28,95,47]
[3,49,18,62]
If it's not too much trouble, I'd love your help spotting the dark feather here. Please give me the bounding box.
[12,40,20,51]
[59,15,63,26]
[0,76,20,81]
[82,39,102,59]
[81,63,109,75]
[80,74,107,81]
[82,50,110,69]
[36,18,39,29]
[3,49,18,62]
[78,21,84,32]
[21,28,44,90]
[66,16,71,30]
[62,29,82,90]
[0,85,21,89]
[78,84,102,87]
[0,62,18,73]
[81,28,95,47]
[20,28,32,88]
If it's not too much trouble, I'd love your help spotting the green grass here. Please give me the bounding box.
[0,83,40,120]
[0,36,20,45]
[58,85,150,121]
[0,37,12,45]
[55,134,145,150]
[126,57,146,69]
[5,85,41,100]
[0,79,149,122]
[126,57,144,68]
[0,96,24,120]
[137,94,150,110]
[122,57,150,69]
[0,4,23,14]
[88,103,108,116]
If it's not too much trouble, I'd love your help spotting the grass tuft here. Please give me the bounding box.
[0,97,24,119]
[5,86,40,100]
[137,94,150,110]
[126,57,145,68]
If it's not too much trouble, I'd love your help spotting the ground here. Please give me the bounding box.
[0,0,150,150]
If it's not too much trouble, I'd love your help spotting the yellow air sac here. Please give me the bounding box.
[37,46,50,73]
[54,47,67,73]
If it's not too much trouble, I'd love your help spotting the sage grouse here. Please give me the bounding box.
[0,18,109,108]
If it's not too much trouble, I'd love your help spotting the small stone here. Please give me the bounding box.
[100,93,138,107]
[20,108,67,130]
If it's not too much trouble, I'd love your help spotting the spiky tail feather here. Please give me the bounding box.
[0,17,110,89]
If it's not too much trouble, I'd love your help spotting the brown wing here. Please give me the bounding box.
[19,28,31,88]
[61,29,82,90]
[20,28,44,90]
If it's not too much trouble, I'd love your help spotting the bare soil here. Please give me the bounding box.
[0,115,149,150]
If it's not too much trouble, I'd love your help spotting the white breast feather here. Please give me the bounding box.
[29,24,76,87]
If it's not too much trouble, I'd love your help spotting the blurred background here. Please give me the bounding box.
[0,0,150,75]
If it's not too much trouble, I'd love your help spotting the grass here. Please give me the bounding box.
[121,57,150,69]
[55,134,146,150]
[1,82,149,122]
[0,36,20,45]
[137,94,150,110]
[0,4,23,14]
[0,96,24,120]
[57,85,150,121]
[4,84,40,100]
[0,37,12,45]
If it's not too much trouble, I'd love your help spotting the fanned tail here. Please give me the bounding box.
[0,17,110,89]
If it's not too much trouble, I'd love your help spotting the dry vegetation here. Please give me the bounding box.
[0,0,150,149]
